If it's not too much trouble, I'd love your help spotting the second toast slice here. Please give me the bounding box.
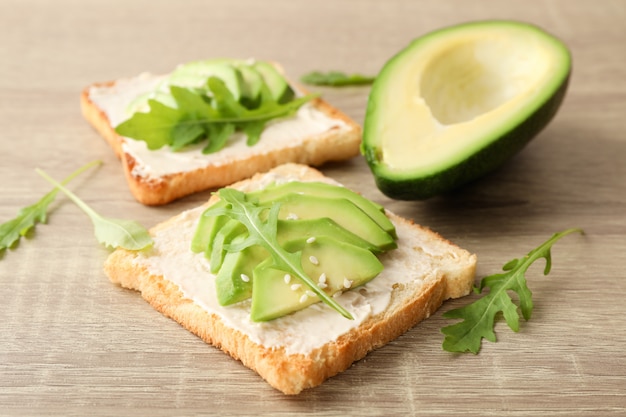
[81,60,362,205]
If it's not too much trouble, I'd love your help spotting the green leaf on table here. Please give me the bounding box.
[441,228,584,354]
[300,71,376,86]
[36,169,153,251]
[0,160,101,252]
[203,188,354,320]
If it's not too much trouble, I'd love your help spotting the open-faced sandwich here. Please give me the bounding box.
[104,163,477,394]
[81,59,362,205]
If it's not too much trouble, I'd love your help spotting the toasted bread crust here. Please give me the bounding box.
[81,76,362,205]
[103,164,477,394]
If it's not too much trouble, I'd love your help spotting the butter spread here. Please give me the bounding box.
[88,74,350,179]
[130,174,446,356]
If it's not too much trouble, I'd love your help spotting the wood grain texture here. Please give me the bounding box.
[0,0,624,415]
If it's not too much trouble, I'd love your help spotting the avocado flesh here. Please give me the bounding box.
[191,189,394,256]
[233,63,264,108]
[166,59,245,101]
[131,59,259,111]
[125,90,179,115]
[190,203,228,254]
[362,20,571,199]
[212,218,379,306]
[250,237,384,322]
[126,59,245,114]
[208,219,247,273]
[249,181,396,238]
[190,182,397,320]
[126,59,296,116]
[258,194,396,251]
[215,244,268,306]
[253,61,295,103]
[276,218,380,253]
[191,185,394,255]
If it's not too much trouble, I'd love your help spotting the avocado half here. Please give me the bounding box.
[361,20,571,200]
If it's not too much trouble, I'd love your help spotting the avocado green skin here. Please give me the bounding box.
[362,21,572,200]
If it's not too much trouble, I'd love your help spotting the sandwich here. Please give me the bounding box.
[104,163,477,394]
[81,59,362,205]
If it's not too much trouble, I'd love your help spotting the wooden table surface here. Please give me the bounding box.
[1,0,624,415]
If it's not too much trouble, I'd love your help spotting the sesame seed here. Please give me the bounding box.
[283,274,291,284]
[333,291,343,298]
[318,273,327,284]
[318,282,328,289]
[240,274,250,283]
[306,290,316,298]
[286,213,299,220]
[343,278,353,289]
[306,236,316,244]
[299,294,308,303]
[309,255,319,265]
[290,283,302,291]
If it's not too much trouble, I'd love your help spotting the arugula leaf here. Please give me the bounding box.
[202,123,235,154]
[117,99,183,150]
[171,122,205,151]
[204,188,354,320]
[300,71,376,87]
[115,77,317,154]
[441,228,584,354]
[35,169,153,251]
[0,160,101,252]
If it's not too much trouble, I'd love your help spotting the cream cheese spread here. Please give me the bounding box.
[130,174,444,356]
[88,74,350,179]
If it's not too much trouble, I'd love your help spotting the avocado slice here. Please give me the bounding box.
[124,59,297,116]
[252,61,295,103]
[205,218,380,307]
[126,59,245,114]
[215,243,268,306]
[166,59,245,101]
[361,20,571,199]
[192,182,398,255]
[190,201,228,254]
[125,90,178,115]
[207,219,247,273]
[250,236,383,322]
[190,183,397,319]
[258,193,396,251]
[232,62,264,108]
[249,181,396,238]
[276,218,380,253]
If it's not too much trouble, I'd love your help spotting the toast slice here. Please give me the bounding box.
[81,63,362,205]
[104,163,477,395]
